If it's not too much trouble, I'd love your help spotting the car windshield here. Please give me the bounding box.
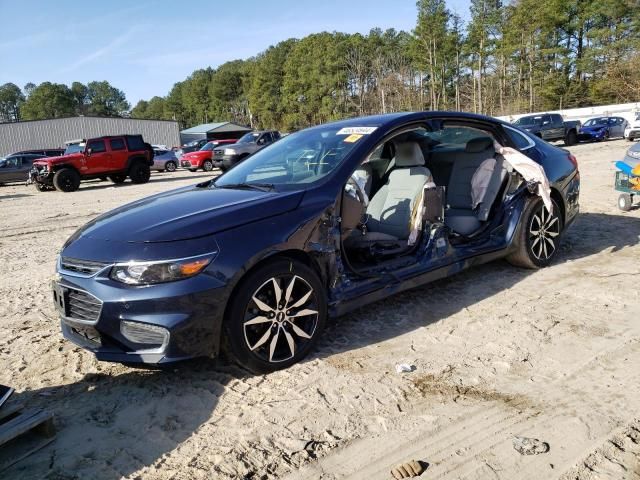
[514,116,543,126]
[584,117,608,127]
[0,157,5,167]
[64,143,85,155]
[237,132,260,144]
[199,142,216,152]
[214,125,363,191]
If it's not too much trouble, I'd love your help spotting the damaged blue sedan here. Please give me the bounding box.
[53,112,580,373]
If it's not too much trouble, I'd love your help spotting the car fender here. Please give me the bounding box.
[126,154,150,170]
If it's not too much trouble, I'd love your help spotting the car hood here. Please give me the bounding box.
[74,184,305,243]
[33,152,83,165]
[182,151,209,160]
[580,125,607,133]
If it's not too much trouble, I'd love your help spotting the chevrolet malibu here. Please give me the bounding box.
[53,112,579,373]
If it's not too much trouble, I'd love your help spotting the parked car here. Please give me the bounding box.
[512,113,580,145]
[176,139,209,158]
[578,116,627,142]
[180,139,237,172]
[10,148,64,157]
[624,112,640,141]
[30,135,153,192]
[152,148,179,172]
[623,141,640,168]
[0,154,46,185]
[52,112,579,373]
[212,130,281,171]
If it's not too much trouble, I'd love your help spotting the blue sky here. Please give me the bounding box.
[0,0,471,106]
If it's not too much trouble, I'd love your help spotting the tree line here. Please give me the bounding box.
[2,0,638,130]
[0,81,129,122]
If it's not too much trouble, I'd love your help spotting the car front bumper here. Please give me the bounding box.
[181,160,200,169]
[625,128,640,139]
[578,130,607,141]
[54,267,227,365]
[213,154,241,170]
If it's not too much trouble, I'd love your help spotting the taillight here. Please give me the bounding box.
[568,153,578,169]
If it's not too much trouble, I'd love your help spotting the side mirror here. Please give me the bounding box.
[86,147,92,156]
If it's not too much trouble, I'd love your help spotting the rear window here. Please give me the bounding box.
[110,138,126,151]
[505,126,534,150]
[126,135,146,151]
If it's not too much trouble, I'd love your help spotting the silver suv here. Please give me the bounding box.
[213,130,280,171]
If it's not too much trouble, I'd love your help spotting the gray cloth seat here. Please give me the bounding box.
[346,142,432,249]
[444,137,508,236]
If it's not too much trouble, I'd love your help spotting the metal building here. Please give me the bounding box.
[180,122,251,145]
[0,116,181,156]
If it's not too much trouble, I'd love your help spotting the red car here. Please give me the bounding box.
[180,139,237,172]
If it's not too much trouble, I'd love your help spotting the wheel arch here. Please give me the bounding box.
[126,154,150,171]
[549,187,566,225]
[51,163,80,174]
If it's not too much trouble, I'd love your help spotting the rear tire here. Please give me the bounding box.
[507,197,563,269]
[202,160,213,172]
[223,259,327,374]
[165,161,177,172]
[129,161,151,184]
[53,168,80,192]
[109,174,127,184]
[618,193,632,212]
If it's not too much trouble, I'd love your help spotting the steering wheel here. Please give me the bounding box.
[346,175,369,207]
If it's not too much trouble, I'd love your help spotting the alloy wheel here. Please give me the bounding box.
[243,274,319,363]
[166,161,176,172]
[528,205,560,261]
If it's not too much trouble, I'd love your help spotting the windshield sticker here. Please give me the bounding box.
[336,127,377,135]
[343,134,364,143]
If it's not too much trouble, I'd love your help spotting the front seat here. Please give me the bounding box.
[347,141,432,248]
[444,137,508,236]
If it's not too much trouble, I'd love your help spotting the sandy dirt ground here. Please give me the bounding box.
[0,139,639,480]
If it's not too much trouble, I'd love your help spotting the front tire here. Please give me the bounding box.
[618,193,632,212]
[224,259,327,373]
[129,161,151,184]
[165,161,177,172]
[35,183,52,192]
[53,168,80,192]
[564,130,578,146]
[202,160,213,172]
[507,198,563,269]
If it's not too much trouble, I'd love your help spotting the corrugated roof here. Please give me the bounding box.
[180,122,251,134]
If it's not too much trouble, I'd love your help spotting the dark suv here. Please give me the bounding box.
[212,130,281,171]
[30,135,153,192]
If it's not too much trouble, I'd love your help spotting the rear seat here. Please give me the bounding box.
[438,137,507,236]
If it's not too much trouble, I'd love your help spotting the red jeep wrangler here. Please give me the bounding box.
[30,135,154,192]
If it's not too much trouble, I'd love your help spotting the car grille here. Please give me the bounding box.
[182,161,192,167]
[66,287,102,323]
[60,257,109,276]
[213,150,223,157]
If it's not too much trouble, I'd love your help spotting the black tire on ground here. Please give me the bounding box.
[506,197,563,269]
[52,168,80,192]
[165,161,177,172]
[99,176,108,181]
[618,193,632,212]
[35,183,51,192]
[627,136,634,142]
[223,259,327,374]
[129,161,151,184]
[189,169,197,173]
[564,130,578,146]
[202,160,213,172]
[109,174,127,184]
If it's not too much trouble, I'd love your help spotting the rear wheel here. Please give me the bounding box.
[224,259,327,373]
[129,161,151,184]
[53,168,80,192]
[202,160,213,172]
[618,193,632,212]
[507,197,562,269]
[165,161,177,172]
[109,174,127,184]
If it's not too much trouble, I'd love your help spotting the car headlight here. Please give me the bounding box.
[110,253,216,285]
[224,148,236,155]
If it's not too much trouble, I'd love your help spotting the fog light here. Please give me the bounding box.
[120,321,169,350]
